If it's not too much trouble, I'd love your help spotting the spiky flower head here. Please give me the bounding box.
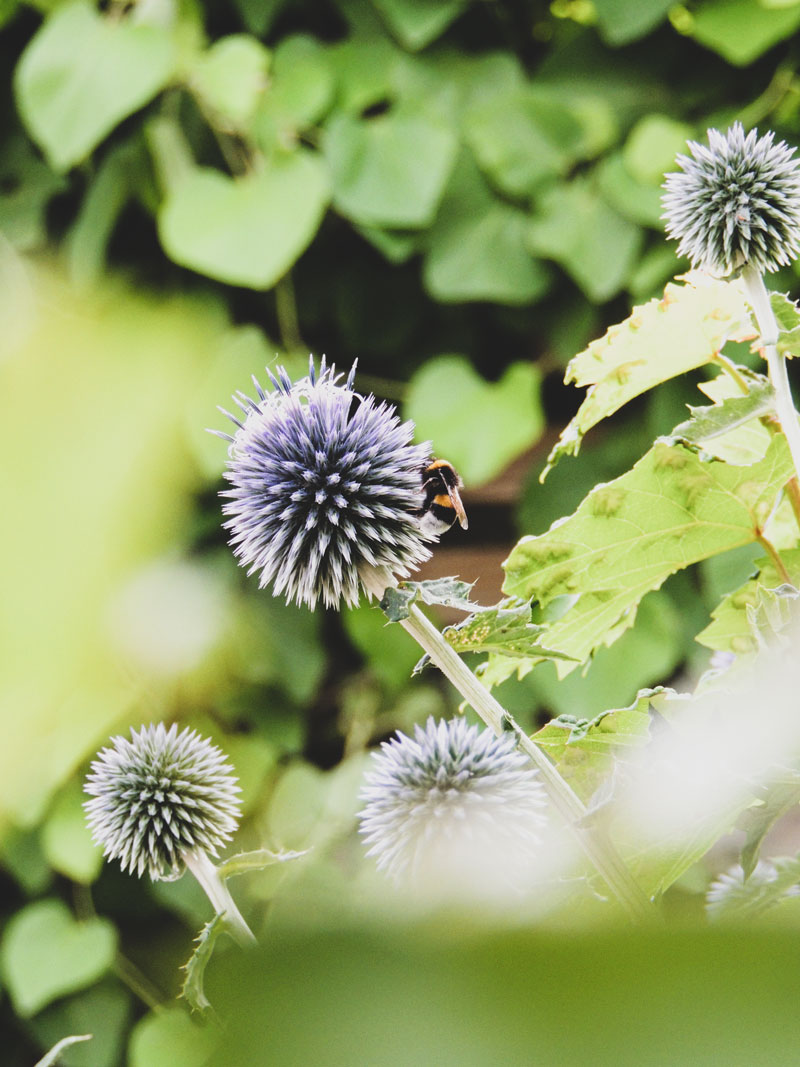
[662,122,800,276]
[84,723,241,881]
[358,717,547,897]
[216,358,433,610]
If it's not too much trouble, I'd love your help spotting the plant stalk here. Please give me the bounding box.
[742,266,800,482]
[183,849,257,947]
[361,569,654,921]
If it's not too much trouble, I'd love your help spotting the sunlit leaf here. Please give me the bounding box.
[443,600,573,661]
[190,35,270,130]
[543,273,754,475]
[504,435,795,667]
[531,688,655,798]
[592,0,675,43]
[128,1007,217,1067]
[697,550,800,653]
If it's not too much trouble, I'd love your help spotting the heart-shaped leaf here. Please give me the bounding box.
[405,356,544,486]
[1,899,116,1017]
[158,151,330,288]
[15,0,176,172]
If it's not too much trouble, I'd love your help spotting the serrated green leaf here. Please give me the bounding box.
[423,149,550,305]
[371,0,466,49]
[697,549,800,653]
[543,274,754,475]
[405,356,544,486]
[504,435,795,668]
[15,0,176,171]
[443,599,575,662]
[527,177,642,303]
[668,381,774,448]
[739,777,800,878]
[0,900,116,1017]
[158,151,330,289]
[687,372,775,465]
[324,105,456,228]
[181,914,225,1014]
[746,583,800,645]
[380,577,476,622]
[34,1035,92,1067]
[531,689,655,799]
[691,0,800,66]
[707,856,800,921]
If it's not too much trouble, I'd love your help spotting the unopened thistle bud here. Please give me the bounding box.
[215,358,433,610]
[84,723,240,881]
[663,122,800,276]
[358,717,547,897]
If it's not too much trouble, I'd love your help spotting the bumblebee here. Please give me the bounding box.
[417,459,468,539]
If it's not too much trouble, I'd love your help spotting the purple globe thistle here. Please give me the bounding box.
[662,123,800,276]
[358,717,547,896]
[84,724,241,881]
[216,359,433,610]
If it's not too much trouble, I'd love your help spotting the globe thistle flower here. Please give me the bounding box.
[662,122,800,276]
[84,723,241,881]
[358,717,548,898]
[216,358,433,610]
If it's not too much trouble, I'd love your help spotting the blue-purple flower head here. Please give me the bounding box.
[662,123,800,276]
[217,359,433,610]
[359,718,547,897]
[84,724,241,881]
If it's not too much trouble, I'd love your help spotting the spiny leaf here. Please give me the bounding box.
[217,848,309,881]
[380,577,476,622]
[504,435,794,670]
[181,913,226,1014]
[442,598,575,661]
[542,272,754,478]
[707,857,800,921]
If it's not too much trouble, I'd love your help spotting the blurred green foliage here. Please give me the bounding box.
[4,0,800,1061]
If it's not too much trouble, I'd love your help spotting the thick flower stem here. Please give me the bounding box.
[360,570,653,921]
[183,849,257,947]
[742,266,800,482]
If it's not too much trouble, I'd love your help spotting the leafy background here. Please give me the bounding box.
[4,0,800,1062]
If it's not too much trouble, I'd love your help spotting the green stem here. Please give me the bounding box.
[742,266,800,483]
[183,849,257,947]
[275,274,304,352]
[360,569,654,921]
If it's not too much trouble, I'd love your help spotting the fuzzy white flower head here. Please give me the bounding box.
[216,358,433,610]
[358,717,548,899]
[84,723,241,881]
[663,122,800,276]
